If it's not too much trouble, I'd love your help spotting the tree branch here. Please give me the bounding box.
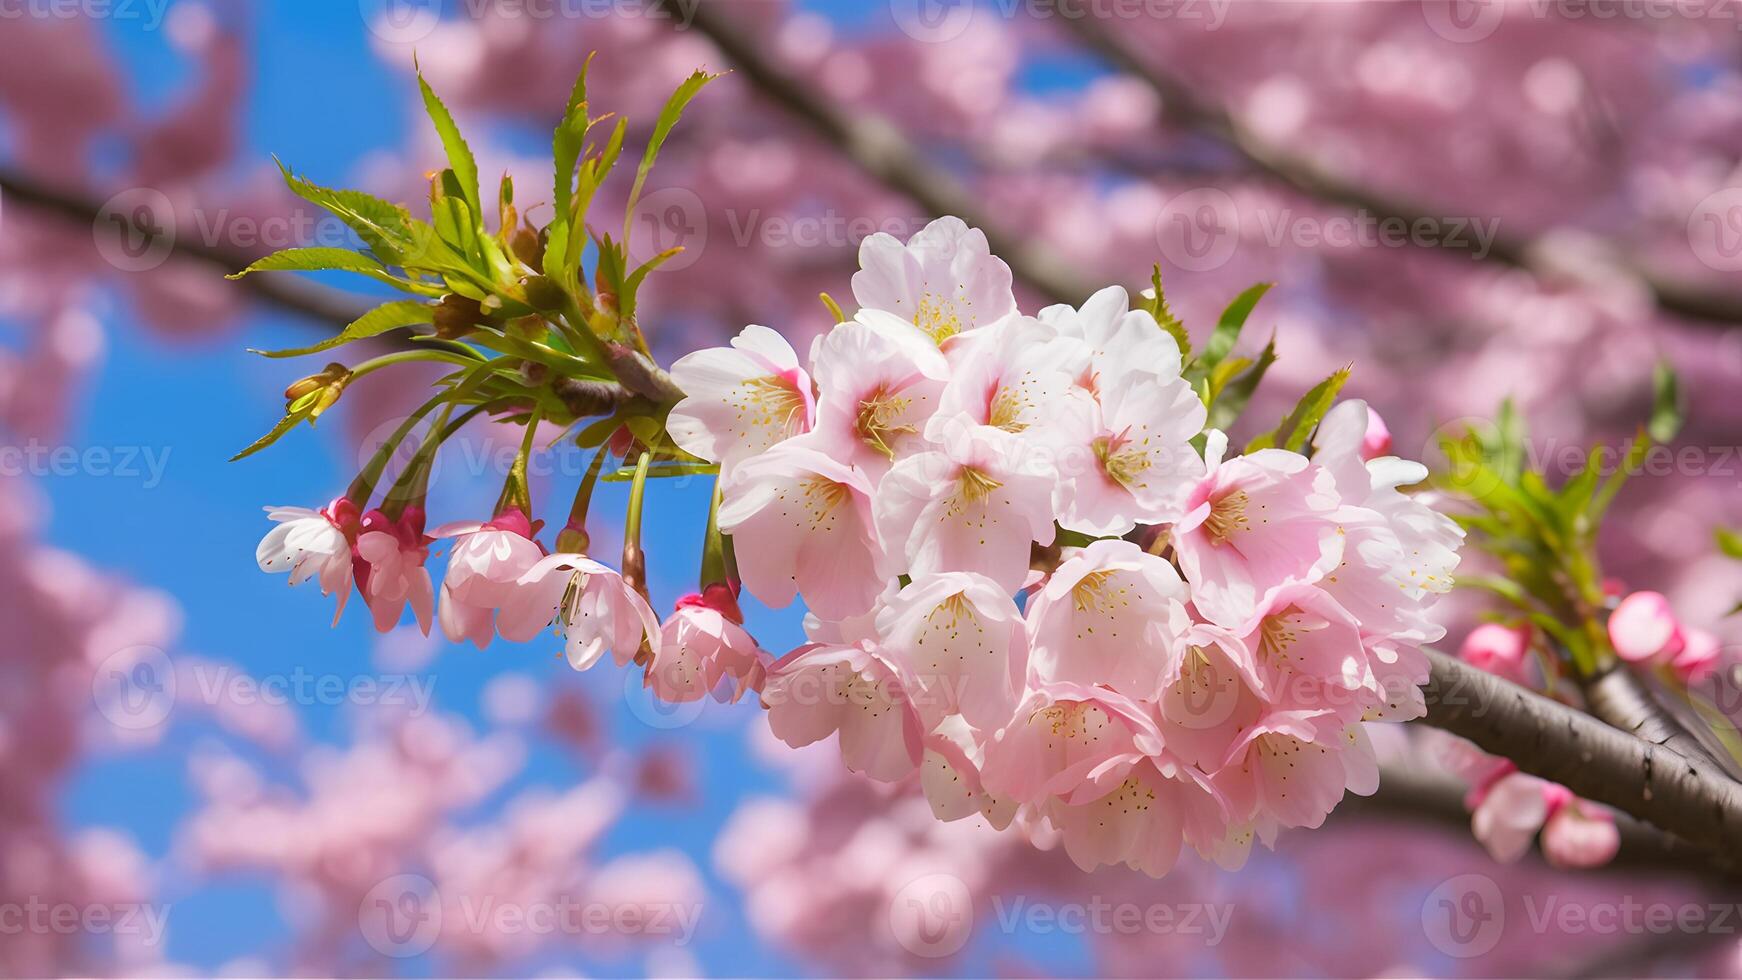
[1059,14,1742,328]
[1419,648,1742,876]
[651,0,1097,307]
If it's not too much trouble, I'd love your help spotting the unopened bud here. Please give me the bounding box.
[555,525,590,555]
[433,294,485,339]
[512,225,543,268]
[521,274,567,312]
[285,363,351,419]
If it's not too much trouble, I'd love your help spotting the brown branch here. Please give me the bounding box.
[1060,14,1742,328]
[1581,663,1739,776]
[1419,648,1742,876]
[650,0,1098,307]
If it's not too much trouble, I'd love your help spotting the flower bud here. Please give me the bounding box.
[1608,591,1684,663]
[285,363,351,419]
[1459,623,1533,687]
[512,225,543,268]
[433,294,486,339]
[522,274,567,312]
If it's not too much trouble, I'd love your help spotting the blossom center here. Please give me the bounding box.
[1092,432,1152,489]
[1204,489,1251,545]
[855,386,916,458]
[987,382,1029,432]
[1071,569,1133,615]
[734,375,808,438]
[799,477,850,532]
[914,292,964,344]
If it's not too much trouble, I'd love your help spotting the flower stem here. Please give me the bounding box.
[495,403,545,517]
[557,448,610,554]
[346,392,445,506]
[699,478,728,591]
[622,451,652,596]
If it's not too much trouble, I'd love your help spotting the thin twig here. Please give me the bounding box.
[650,0,1098,307]
[1061,13,1742,327]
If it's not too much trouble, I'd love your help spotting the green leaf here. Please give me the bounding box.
[1197,282,1272,372]
[1204,335,1277,433]
[250,300,434,359]
[553,53,596,226]
[1716,528,1742,561]
[229,247,384,278]
[230,404,315,461]
[1649,360,1683,443]
[417,69,481,221]
[1144,265,1191,363]
[1273,366,1350,453]
[620,245,685,322]
[622,70,722,243]
[276,160,413,263]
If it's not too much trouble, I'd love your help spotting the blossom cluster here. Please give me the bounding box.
[662,218,1465,876]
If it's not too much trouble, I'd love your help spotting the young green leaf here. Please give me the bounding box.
[230,404,316,461]
[1716,527,1742,561]
[1204,334,1277,432]
[417,69,482,221]
[1649,360,1683,443]
[553,53,596,223]
[622,70,722,244]
[1197,282,1272,372]
[276,160,413,263]
[1144,265,1191,363]
[250,300,435,359]
[1272,365,1350,453]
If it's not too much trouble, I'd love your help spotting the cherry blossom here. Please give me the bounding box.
[354,506,434,635]
[500,552,661,671]
[1173,430,1343,629]
[1025,538,1193,697]
[872,572,1027,730]
[760,640,924,782]
[851,215,1017,346]
[255,498,360,623]
[648,587,765,703]
[666,324,814,475]
[433,508,546,649]
[790,315,947,482]
[1050,368,1206,536]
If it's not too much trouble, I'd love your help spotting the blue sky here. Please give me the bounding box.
[18,2,1113,976]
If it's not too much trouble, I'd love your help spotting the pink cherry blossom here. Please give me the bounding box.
[851,215,1017,346]
[433,508,546,649]
[760,641,924,782]
[1040,284,1187,395]
[919,716,1016,828]
[647,586,765,704]
[1540,789,1622,870]
[1025,538,1192,697]
[1173,430,1343,629]
[1234,585,1370,726]
[979,682,1164,805]
[1051,370,1206,536]
[792,315,947,481]
[1033,757,1226,877]
[717,441,886,620]
[872,572,1027,730]
[1155,624,1267,773]
[1360,407,1392,460]
[1671,628,1723,685]
[256,497,359,624]
[1459,622,1535,688]
[872,427,1056,592]
[665,324,814,475]
[925,312,1076,448]
[1213,709,1364,830]
[1608,590,1685,662]
[499,552,661,671]
[354,506,435,635]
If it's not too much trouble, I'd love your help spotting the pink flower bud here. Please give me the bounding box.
[1608,591,1684,663]
[1459,623,1533,687]
[1672,628,1722,685]
[1359,407,1392,460]
[1541,799,1620,870]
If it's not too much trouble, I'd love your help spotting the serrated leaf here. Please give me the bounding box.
[417,70,481,221]
[1650,360,1683,443]
[276,160,413,264]
[230,404,314,461]
[251,300,434,359]
[1205,335,1277,432]
[620,245,685,322]
[622,70,722,243]
[553,53,596,225]
[1144,265,1191,362]
[229,247,384,279]
[1275,366,1350,453]
[1197,282,1272,372]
